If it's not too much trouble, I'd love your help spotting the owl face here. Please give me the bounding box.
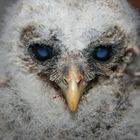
[10,0,138,112]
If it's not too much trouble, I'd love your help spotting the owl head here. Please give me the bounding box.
[3,0,139,113]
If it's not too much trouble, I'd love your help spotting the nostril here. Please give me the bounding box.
[63,78,69,85]
[63,74,83,86]
[77,79,82,87]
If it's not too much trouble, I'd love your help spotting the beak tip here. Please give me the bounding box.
[68,106,78,113]
[67,100,79,112]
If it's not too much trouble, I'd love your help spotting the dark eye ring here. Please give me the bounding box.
[29,43,53,61]
[93,45,112,61]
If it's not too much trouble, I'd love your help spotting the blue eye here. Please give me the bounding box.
[30,44,53,61]
[37,47,49,57]
[93,46,112,61]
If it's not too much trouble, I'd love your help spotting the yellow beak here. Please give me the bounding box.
[63,65,85,112]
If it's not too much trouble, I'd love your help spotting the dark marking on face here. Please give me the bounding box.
[20,25,40,45]
[82,26,132,78]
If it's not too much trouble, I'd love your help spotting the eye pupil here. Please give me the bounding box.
[29,44,52,61]
[96,48,108,58]
[37,47,49,58]
[93,46,112,61]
